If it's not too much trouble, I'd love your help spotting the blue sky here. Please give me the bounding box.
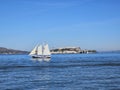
[0,0,120,51]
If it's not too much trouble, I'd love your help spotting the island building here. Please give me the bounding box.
[50,47,96,54]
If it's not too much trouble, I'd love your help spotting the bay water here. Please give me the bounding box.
[0,53,120,90]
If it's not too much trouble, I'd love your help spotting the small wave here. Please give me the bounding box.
[0,63,120,70]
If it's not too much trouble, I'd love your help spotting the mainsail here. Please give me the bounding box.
[37,45,42,55]
[43,44,51,55]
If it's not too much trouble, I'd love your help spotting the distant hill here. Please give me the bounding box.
[0,47,29,54]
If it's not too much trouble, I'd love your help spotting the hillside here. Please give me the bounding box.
[0,47,29,54]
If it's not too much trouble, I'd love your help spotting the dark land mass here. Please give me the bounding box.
[0,47,29,54]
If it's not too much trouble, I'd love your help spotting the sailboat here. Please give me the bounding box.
[29,44,51,59]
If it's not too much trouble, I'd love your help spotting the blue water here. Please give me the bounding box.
[0,53,120,90]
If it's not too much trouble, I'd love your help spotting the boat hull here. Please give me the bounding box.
[32,55,51,59]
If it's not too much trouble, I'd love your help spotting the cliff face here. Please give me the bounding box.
[51,47,81,54]
[0,47,29,54]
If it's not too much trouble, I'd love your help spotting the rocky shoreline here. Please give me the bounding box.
[0,47,97,55]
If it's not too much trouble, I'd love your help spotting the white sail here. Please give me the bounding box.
[29,45,38,55]
[43,44,51,55]
[37,45,43,55]
[29,44,51,59]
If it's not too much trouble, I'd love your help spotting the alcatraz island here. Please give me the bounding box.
[51,47,96,54]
